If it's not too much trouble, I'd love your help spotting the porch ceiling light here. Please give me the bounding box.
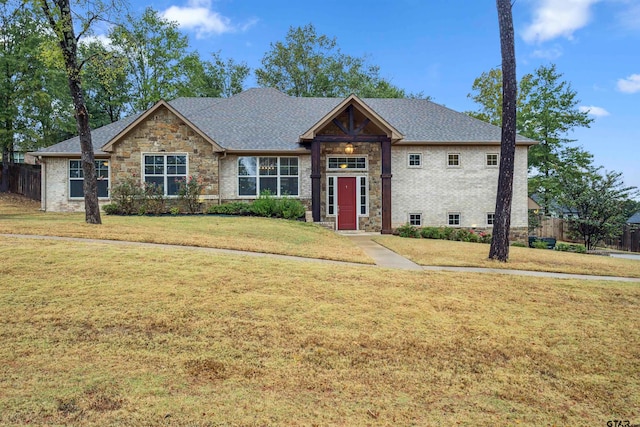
[344,143,354,154]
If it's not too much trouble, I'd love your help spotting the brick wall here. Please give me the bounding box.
[390,145,529,229]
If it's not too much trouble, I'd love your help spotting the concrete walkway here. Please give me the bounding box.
[342,233,640,282]
[3,232,640,282]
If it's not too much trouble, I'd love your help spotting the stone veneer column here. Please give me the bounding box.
[311,139,321,222]
[381,138,392,234]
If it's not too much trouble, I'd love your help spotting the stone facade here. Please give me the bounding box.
[109,106,220,205]
[390,145,529,229]
[319,141,383,231]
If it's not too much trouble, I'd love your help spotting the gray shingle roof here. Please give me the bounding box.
[628,211,640,224]
[32,87,536,155]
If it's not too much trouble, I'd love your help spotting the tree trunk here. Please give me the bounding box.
[489,0,517,261]
[43,0,101,224]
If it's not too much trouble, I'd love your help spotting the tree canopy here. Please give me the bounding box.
[255,24,424,99]
[467,64,593,215]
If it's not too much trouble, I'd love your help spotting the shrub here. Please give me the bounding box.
[397,224,420,238]
[555,243,587,253]
[110,177,144,215]
[277,197,306,220]
[142,183,166,215]
[442,227,456,240]
[169,207,180,215]
[452,228,472,242]
[178,176,204,214]
[420,227,444,239]
[250,190,278,217]
[532,240,549,249]
[207,202,251,215]
[102,203,120,215]
[479,232,492,244]
[511,241,527,247]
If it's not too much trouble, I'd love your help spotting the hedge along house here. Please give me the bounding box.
[31,87,536,234]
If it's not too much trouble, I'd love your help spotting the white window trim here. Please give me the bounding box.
[236,156,300,198]
[326,175,368,217]
[141,152,189,197]
[326,155,368,171]
[447,153,461,168]
[447,212,461,226]
[407,153,422,168]
[487,212,495,226]
[486,153,499,168]
[409,213,423,226]
[68,159,110,200]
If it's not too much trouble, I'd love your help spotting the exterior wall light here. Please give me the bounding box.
[344,143,354,154]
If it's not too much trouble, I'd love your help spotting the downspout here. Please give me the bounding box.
[39,157,46,211]
[218,150,227,205]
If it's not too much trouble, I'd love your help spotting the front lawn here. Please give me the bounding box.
[374,235,640,278]
[0,193,372,264]
[1,237,638,425]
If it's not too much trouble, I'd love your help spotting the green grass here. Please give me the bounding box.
[1,237,639,426]
[374,235,640,278]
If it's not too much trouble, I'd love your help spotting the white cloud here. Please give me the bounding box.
[80,34,113,48]
[531,45,563,59]
[161,0,256,39]
[617,74,640,93]
[522,0,601,43]
[579,105,610,116]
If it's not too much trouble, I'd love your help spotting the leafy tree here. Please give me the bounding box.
[179,51,250,98]
[109,8,192,112]
[489,0,517,262]
[521,64,593,214]
[255,24,418,98]
[79,40,130,127]
[558,165,637,250]
[1,1,74,191]
[468,64,593,215]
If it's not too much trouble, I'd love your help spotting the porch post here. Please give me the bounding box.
[381,138,392,234]
[311,139,321,222]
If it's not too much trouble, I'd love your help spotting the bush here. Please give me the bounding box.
[555,243,587,253]
[142,183,166,215]
[532,240,549,249]
[442,227,456,240]
[178,176,204,214]
[420,227,444,239]
[511,241,527,247]
[110,177,144,215]
[277,197,306,220]
[397,224,420,238]
[102,203,120,215]
[250,190,278,217]
[207,201,251,215]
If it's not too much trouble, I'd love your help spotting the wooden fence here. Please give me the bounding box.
[0,164,41,201]
[532,216,640,253]
[606,226,640,253]
[530,217,575,242]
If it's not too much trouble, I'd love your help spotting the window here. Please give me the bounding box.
[327,156,367,170]
[69,160,109,198]
[359,176,367,215]
[238,156,299,197]
[143,154,187,196]
[447,153,460,167]
[486,153,498,167]
[409,213,422,226]
[12,152,24,163]
[487,213,495,226]
[326,176,368,216]
[408,153,422,167]
[327,176,335,215]
[448,212,461,226]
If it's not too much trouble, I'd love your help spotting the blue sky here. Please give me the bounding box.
[123,0,640,191]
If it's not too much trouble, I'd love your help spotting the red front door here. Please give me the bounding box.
[337,177,357,230]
